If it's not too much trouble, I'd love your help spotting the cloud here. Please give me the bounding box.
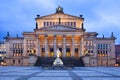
[0,0,120,43]
[85,0,120,30]
[19,0,57,9]
[84,0,120,43]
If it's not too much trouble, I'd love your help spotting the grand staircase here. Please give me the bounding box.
[35,57,84,67]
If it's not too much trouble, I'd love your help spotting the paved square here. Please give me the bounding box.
[0,66,120,80]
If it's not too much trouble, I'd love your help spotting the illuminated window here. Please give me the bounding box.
[75,48,78,57]
[50,48,54,57]
[42,48,45,53]
[41,48,45,57]
[66,48,71,57]
[27,50,29,53]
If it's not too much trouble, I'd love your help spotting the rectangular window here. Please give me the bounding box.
[50,48,54,52]
[74,22,76,27]
[53,22,55,25]
[103,44,105,49]
[13,50,15,53]
[44,22,46,27]
[106,50,108,54]
[42,48,45,53]
[65,22,67,25]
[68,22,70,26]
[71,22,73,26]
[50,22,52,25]
[100,44,102,49]
[75,48,78,53]
[97,50,99,54]
[47,22,49,26]
[18,60,20,63]
[13,60,15,63]
[66,48,70,53]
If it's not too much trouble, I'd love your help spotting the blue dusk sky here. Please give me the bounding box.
[0,0,120,44]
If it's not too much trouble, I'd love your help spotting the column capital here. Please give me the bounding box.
[45,35,48,37]
[63,35,66,37]
[54,35,57,37]
[72,34,75,37]
[35,34,39,37]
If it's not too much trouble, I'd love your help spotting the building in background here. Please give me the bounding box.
[115,45,120,66]
[0,40,6,65]
[4,6,116,66]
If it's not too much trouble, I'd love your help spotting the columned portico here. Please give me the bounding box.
[37,34,84,58]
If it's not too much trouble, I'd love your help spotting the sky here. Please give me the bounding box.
[0,0,120,44]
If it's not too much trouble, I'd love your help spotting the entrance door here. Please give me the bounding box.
[50,48,54,57]
[66,48,71,57]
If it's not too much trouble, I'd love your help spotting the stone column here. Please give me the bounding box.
[36,38,39,56]
[80,36,84,56]
[37,37,41,56]
[45,35,48,57]
[93,40,97,57]
[63,35,66,57]
[23,39,27,56]
[72,35,75,57]
[54,35,57,57]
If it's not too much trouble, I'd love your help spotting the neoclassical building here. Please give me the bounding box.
[5,6,116,66]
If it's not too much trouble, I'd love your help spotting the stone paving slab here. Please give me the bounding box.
[0,77,20,80]
[0,66,120,80]
[0,72,32,76]
[82,77,120,80]
[36,72,69,77]
[29,77,72,80]
[75,72,111,76]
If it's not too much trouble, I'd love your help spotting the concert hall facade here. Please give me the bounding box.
[4,6,116,67]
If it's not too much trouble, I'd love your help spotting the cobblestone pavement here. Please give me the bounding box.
[0,66,120,80]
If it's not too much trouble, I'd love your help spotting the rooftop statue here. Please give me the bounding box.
[56,6,64,13]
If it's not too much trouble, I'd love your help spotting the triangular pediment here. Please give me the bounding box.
[39,13,83,20]
[39,25,81,31]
